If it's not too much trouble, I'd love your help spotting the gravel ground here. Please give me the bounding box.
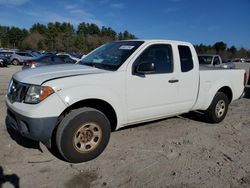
[0,65,250,188]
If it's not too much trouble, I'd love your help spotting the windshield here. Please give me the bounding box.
[79,41,144,71]
[198,56,213,65]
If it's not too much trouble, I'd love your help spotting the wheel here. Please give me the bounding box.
[56,107,111,163]
[206,92,229,123]
[12,59,19,65]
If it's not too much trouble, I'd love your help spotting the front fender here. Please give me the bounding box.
[56,85,125,129]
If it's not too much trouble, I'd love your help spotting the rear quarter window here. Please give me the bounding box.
[178,45,194,72]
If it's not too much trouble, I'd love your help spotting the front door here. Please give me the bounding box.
[126,44,181,123]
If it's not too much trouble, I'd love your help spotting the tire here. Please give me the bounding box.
[12,59,19,65]
[206,92,229,123]
[56,107,111,163]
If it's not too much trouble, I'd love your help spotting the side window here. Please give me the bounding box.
[25,53,33,57]
[16,52,24,56]
[178,45,194,72]
[213,57,220,65]
[135,44,173,73]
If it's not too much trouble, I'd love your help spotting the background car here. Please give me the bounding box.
[56,52,80,62]
[10,51,40,65]
[0,57,9,67]
[22,54,77,69]
[231,58,247,63]
[198,54,236,69]
[0,51,14,64]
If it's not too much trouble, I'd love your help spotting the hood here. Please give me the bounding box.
[13,64,109,85]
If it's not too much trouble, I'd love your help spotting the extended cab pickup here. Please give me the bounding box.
[198,54,236,69]
[6,40,246,163]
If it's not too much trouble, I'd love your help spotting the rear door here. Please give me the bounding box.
[177,45,199,111]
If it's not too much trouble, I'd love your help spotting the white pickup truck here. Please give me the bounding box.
[198,54,236,69]
[6,40,246,163]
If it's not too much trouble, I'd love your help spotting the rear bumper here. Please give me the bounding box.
[240,92,245,99]
[239,89,246,99]
[6,101,58,147]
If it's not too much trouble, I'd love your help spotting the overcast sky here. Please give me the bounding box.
[0,0,249,49]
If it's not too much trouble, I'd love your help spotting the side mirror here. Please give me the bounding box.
[136,62,155,74]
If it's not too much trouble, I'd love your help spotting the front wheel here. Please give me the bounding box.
[206,92,229,123]
[12,59,19,65]
[56,107,111,163]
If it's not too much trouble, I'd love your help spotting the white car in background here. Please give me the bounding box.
[198,54,236,69]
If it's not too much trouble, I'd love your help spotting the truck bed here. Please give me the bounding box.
[199,65,229,70]
[192,68,245,111]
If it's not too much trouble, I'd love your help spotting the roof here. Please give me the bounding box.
[116,39,192,46]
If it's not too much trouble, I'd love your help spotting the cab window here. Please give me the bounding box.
[135,44,173,73]
[178,45,194,72]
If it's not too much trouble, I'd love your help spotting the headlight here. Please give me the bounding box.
[7,79,13,95]
[24,85,54,104]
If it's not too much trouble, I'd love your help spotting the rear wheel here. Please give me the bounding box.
[56,107,111,163]
[206,92,229,123]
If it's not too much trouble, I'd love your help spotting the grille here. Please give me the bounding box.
[7,79,29,103]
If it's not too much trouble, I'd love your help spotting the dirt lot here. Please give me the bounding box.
[0,65,250,188]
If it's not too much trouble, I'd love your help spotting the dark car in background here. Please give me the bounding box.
[0,57,9,67]
[0,51,14,64]
[22,54,77,69]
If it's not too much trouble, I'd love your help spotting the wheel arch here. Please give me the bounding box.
[217,86,233,103]
[57,98,118,132]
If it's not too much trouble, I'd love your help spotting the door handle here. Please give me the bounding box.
[168,79,179,83]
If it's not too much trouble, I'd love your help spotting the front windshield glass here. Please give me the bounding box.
[198,56,213,65]
[79,41,144,71]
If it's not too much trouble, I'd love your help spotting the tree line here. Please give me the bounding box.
[0,22,136,53]
[195,41,250,60]
[0,22,249,59]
